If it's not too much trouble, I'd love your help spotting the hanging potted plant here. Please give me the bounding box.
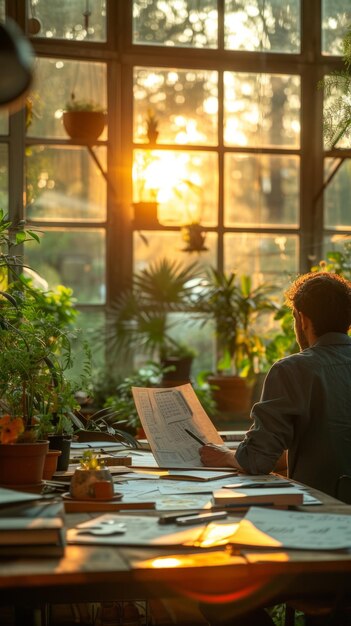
[62,94,107,143]
[181,222,208,253]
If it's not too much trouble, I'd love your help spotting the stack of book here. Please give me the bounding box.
[0,487,66,557]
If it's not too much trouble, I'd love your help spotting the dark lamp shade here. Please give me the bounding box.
[0,18,34,108]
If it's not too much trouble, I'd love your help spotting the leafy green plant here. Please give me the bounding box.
[320,26,351,148]
[0,288,77,440]
[64,95,105,113]
[0,208,39,286]
[103,362,165,432]
[311,241,351,279]
[265,304,299,366]
[79,450,105,470]
[0,211,90,442]
[197,268,278,376]
[108,258,201,363]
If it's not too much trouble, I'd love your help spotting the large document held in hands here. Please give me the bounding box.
[132,383,224,467]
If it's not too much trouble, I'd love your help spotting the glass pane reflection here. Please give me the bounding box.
[133,0,217,49]
[26,145,106,222]
[224,0,300,53]
[224,154,299,227]
[324,158,351,229]
[25,229,106,304]
[134,67,218,146]
[133,150,218,226]
[26,0,106,41]
[322,0,351,55]
[133,230,217,273]
[224,233,298,288]
[0,110,8,135]
[0,144,8,211]
[224,72,300,148]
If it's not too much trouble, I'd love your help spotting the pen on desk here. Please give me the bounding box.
[184,428,206,446]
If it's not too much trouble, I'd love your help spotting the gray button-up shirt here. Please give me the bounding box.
[235,332,351,496]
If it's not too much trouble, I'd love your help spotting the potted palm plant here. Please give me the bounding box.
[107,258,201,386]
[197,268,278,416]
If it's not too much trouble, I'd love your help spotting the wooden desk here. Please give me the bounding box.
[0,488,351,623]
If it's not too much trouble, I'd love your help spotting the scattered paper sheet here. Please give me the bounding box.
[132,384,223,467]
[231,507,351,550]
[68,513,226,546]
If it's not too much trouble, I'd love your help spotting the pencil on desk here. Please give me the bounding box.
[184,428,206,446]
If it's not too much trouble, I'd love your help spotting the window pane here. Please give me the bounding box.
[133,0,217,49]
[224,154,299,227]
[322,234,351,265]
[25,229,106,304]
[133,231,217,273]
[134,68,218,146]
[322,1,351,55]
[74,310,106,373]
[224,233,298,287]
[26,0,106,41]
[133,150,218,226]
[323,73,351,149]
[27,58,107,140]
[224,0,300,53]
[0,1,5,20]
[26,145,106,222]
[324,158,351,229]
[0,144,8,211]
[0,110,7,135]
[224,72,300,148]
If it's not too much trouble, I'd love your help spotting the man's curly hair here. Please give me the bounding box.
[285,272,351,336]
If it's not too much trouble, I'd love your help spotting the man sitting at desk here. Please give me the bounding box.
[200,271,351,497]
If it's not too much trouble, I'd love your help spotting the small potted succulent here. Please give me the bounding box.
[62,93,107,143]
[145,108,159,144]
[70,450,114,500]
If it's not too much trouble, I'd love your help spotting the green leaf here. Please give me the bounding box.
[15,231,26,244]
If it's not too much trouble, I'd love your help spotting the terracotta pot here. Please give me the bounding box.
[208,374,253,415]
[0,440,49,488]
[42,449,62,480]
[62,110,106,142]
[133,202,159,228]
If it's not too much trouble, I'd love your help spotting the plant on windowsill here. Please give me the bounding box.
[145,108,159,145]
[196,268,278,416]
[62,93,107,143]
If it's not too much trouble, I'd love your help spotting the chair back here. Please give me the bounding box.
[335,475,351,504]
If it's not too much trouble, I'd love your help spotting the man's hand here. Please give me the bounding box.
[199,443,242,470]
